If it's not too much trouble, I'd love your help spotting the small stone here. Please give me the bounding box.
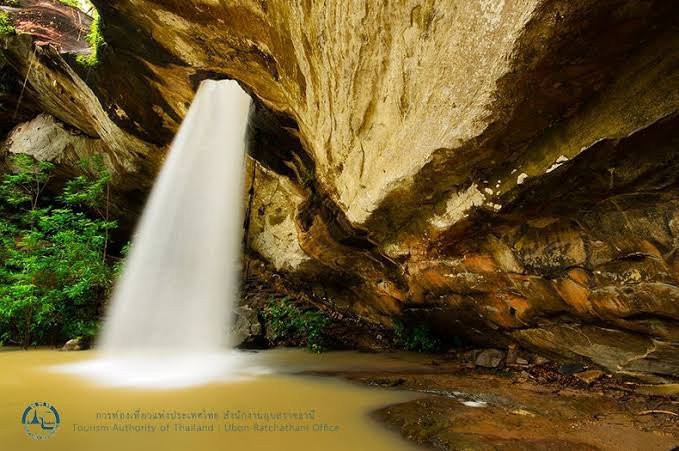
[559,362,586,375]
[516,357,529,365]
[574,369,605,384]
[62,337,88,351]
[475,349,506,368]
[532,355,549,365]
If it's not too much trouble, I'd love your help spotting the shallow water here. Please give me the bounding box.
[0,349,421,450]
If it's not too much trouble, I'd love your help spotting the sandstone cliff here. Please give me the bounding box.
[1,0,678,381]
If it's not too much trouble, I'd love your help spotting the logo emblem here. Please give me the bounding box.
[21,402,60,440]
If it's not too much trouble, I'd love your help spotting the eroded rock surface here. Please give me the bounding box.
[1,0,678,380]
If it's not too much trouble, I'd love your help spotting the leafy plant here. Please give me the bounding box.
[0,154,117,347]
[58,0,82,8]
[76,10,104,67]
[60,155,113,259]
[58,0,96,13]
[0,11,15,36]
[57,0,102,67]
[263,297,330,353]
[394,320,441,352]
[113,242,130,278]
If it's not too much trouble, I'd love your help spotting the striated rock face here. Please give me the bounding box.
[2,0,679,381]
[244,156,312,274]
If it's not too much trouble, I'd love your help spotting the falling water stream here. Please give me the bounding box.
[101,79,249,351]
[55,80,262,387]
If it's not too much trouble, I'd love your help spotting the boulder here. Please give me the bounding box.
[475,349,506,369]
[231,305,263,348]
[61,337,89,351]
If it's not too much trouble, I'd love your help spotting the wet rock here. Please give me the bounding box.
[475,349,506,368]
[559,362,587,376]
[369,368,679,451]
[532,355,550,365]
[574,370,606,384]
[231,305,263,348]
[61,337,89,351]
[516,325,679,382]
[634,384,679,397]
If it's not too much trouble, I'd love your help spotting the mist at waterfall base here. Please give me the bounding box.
[54,80,269,388]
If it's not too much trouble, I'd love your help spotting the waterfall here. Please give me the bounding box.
[53,80,266,387]
[99,79,251,351]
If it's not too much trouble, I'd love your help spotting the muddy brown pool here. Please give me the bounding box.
[0,349,426,451]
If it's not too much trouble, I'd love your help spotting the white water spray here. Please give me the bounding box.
[54,80,270,387]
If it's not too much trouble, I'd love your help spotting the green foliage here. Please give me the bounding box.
[394,320,441,353]
[0,154,116,347]
[264,297,330,353]
[61,156,111,212]
[1,154,53,209]
[57,0,102,67]
[58,0,95,13]
[58,0,81,8]
[0,11,15,36]
[113,242,130,278]
[76,11,103,67]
